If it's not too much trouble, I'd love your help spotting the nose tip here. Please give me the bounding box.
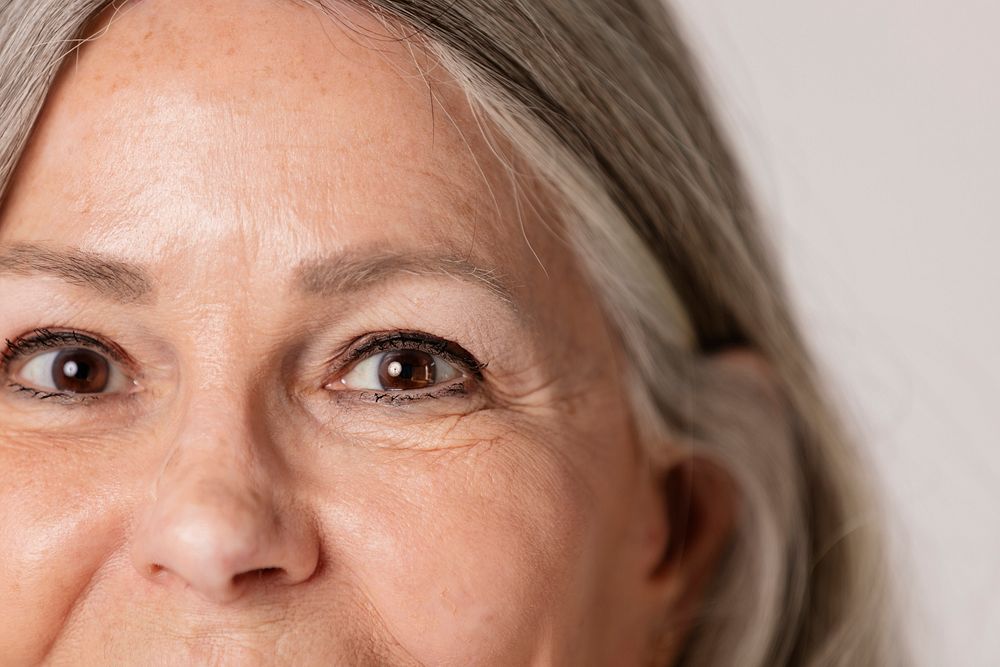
[132,480,319,604]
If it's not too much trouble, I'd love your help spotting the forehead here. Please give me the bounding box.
[0,0,532,272]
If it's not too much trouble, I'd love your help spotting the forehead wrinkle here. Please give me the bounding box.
[0,242,154,304]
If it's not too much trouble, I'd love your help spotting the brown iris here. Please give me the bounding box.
[51,348,110,394]
[377,350,436,390]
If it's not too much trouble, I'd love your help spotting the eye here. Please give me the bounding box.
[3,330,134,399]
[337,349,463,392]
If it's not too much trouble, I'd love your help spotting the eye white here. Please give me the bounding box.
[16,349,128,394]
[338,351,461,391]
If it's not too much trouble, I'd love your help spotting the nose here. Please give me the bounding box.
[131,416,319,604]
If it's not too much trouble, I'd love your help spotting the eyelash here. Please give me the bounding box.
[338,331,486,375]
[1,328,129,404]
[328,330,487,404]
[0,328,487,406]
[355,382,470,406]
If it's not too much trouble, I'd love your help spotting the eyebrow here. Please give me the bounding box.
[0,242,154,304]
[294,250,517,308]
[0,242,517,309]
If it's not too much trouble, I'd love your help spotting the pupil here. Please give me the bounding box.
[52,348,110,394]
[378,350,435,390]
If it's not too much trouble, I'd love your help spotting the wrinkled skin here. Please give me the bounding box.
[0,1,733,664]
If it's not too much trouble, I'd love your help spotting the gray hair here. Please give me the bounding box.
[0,1,902,664]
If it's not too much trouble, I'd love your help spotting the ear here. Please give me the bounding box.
[636,452,738,660]
[636,350,783,661]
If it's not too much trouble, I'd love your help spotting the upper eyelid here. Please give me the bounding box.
[1,329,130,368]
[334,331,487,379]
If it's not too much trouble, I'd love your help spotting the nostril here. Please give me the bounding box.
[232,566,285,588]
[130,480,321,602]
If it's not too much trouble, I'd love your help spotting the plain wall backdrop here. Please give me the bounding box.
[669,1,1000,664]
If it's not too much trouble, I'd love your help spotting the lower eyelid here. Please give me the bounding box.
[3,364,141,404]
[6,381,102,405]
[338,380,471,406]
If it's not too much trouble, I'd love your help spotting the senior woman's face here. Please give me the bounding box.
[0,1,698,663]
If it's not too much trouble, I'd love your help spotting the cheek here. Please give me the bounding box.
[0,431,128,663]
[306,413,631,666]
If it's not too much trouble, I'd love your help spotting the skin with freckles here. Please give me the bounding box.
[0,1,734,664]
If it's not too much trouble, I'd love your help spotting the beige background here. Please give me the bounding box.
[670,1,1000,664]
